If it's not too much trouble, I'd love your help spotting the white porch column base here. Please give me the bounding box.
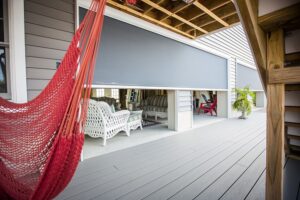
[8,0,27,103]
[168,90,193,131]
[256,91,266,107]
[217,91,229,118]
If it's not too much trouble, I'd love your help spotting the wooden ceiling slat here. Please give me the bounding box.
[185,11,237,34]
[143,0,164,14]
[106,0,239,39]
[193,1,229,27]
[174,0,232,28]
[141,0,208,34]
[107,0,195,38]
[159,2,191,22]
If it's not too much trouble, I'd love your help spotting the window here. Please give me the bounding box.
[0,0,9,97]
[96,88,104,97]
[111,89,119,101]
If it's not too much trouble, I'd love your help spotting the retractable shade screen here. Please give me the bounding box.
[236,63,263,91]
[80,8,228,90]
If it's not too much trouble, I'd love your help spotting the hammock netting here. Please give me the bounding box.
[0,0,105,199]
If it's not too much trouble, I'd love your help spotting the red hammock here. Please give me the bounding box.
[0,0,105,199]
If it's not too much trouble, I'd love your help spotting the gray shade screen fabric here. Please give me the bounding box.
[80,8,228,89]
[236,63,263,91]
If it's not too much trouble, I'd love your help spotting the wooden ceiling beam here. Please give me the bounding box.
[174,0,232,29]
[141,0,208,34]
[174,12,205,28]
[203,0,232,10]
[185,11,236,34]
[201,11,236,27]
[193,1,229,27]
[258,3,300,32]
[160,3,191,22]
[107,0,195,39]
[143,0,164,14]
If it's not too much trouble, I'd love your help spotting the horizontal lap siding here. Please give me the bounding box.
[197,24,257,103]
[197,24,255,67]
[178,91,193,112]
[24,0,75,100]
[229,57,236,102]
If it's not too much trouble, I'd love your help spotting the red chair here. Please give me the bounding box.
[197,97,217,116]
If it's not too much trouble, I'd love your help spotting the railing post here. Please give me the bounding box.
[266,29,285,200]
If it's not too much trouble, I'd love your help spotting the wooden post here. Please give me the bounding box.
[266,29,285,200]
[119,89,127,109]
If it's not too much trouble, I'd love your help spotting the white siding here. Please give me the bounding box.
[197,24,257,102]
[197,24,255,67]
[228,57,236,102]
[24,0,75,100]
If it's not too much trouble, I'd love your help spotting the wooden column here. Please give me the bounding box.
[266,29,285,200]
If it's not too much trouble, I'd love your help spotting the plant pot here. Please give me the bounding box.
[239,111,247,119]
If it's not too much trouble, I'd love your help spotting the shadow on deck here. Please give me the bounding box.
[56,111,300,200]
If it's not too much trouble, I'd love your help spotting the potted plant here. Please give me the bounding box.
[233,86,254,119]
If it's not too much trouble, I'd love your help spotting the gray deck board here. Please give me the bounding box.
[63,127,265,200]
[245,170,266,200]
[60,124,263,199]
[74,117,264,179]
[219,150,266,200]
[166,134,265,200]
[56,111,300,200]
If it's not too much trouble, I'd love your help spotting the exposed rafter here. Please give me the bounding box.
[143,0,164,14]
[175,0,232,29]
[159,3,191,22]
[193,1,229,27]
[107,0,195,39]
[106,0,239,39]
[141,0,208,34]
[185,11,237,35]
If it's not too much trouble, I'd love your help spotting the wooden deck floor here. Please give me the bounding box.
[56,111,300,200]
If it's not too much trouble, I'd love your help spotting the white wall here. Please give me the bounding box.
[168,90,193,131]
[168,90,176,130]
[197,24,255,67]
[217,91,229,118]
[256,91,266,107]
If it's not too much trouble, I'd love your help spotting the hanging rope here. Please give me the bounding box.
[0,0,106,199]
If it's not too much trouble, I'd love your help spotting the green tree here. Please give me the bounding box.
[233,86,255,119]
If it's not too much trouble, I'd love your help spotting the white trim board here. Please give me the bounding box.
[76,0,231,60]
[8,0,27,103]
[91,84,228,92]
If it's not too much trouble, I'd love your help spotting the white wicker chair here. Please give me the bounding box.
[84,100,130,146]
